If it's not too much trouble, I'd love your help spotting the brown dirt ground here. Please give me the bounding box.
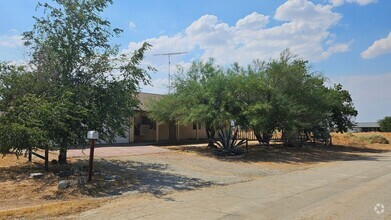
[0,132,390,219]
[0,153,110,219]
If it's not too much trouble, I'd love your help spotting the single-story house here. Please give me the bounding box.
[114,92,209,143]
[349,122,380,132]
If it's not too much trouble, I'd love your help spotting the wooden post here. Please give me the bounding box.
[88,139,95,182]
[44,145,49,171]
[28,145,32,162]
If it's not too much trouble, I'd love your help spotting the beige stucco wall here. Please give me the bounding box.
[178,124,208,140]
[157,123,169,141]
[130,115,209,142]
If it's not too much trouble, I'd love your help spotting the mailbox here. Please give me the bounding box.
[87,131,99,140]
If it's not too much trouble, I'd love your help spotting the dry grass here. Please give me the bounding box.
[0,154,131,219]
[0,198,107,219]
[332,132,391,151]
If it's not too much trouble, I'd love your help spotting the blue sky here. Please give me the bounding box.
[1,0,391,122]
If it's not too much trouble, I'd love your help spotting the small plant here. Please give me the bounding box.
[215,127,246,156]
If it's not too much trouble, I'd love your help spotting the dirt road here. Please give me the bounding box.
[74,151,391,219]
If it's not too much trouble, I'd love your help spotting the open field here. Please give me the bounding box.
[0,132,390,219]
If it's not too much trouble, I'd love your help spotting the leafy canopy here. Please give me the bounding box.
[148,51,357,147]
[0,0,152,162]
[379,116,391,132]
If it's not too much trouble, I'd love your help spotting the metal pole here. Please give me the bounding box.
[168,55,171,92]
[88,139,95,182]
[153,52,188,93]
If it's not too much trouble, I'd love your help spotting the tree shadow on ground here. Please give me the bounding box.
[0,157,215,199]
[172,143,390,164]
[77,159,215,197]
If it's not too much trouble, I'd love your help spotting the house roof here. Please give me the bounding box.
[137,92,165,111]
[353,122,380,128]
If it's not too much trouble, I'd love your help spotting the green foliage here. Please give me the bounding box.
[149,50,357,148]
[326,84,358,133]
[0,0,151,163]
[379,116,391,132]
[148,59,239,147]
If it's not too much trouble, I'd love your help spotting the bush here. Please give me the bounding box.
[368,135,389,144]
[214,127,246,156]
[360,134,389,144]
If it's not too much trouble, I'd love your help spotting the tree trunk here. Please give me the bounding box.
[329,135,333,146]
[254,130,270,146]
[254,130,263,145]
[58,146,67,164]
[262,132,271,147]
[206,126,215,148]
[282,129,289,146]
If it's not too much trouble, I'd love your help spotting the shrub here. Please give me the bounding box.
[215,127,246,156]
[368,135,389,144]
[356,134,389,144]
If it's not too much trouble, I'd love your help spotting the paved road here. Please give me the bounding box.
[76,152,391,220]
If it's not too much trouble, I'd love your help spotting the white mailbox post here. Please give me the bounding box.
[87,131,99,140]
[87,131,99,182]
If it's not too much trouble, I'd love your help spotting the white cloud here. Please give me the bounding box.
[361,32,391,59]
[124,0,350,67]
[236,12,269,30]
[141,78,170,94]
[329,0,377,7]
[0,35,24,48]
[321,41,352,58]
[275,0,340,28]
[129,21,136,31]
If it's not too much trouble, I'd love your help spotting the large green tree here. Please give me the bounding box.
[148,59,240,147]
[149,51,357,149]
[379,116,391,132]
[0,0,152,163]
[235,51,357,146]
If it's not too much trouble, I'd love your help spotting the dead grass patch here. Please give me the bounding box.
[332,132,391,150]
[0,154,139,218]
[0,198,107,219]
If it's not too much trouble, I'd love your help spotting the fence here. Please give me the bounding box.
[28,145,49,171]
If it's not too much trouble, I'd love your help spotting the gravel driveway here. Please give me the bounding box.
[86,147,288,197]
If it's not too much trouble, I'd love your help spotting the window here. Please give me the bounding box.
[193,123,201,130]
[142,116,156,129]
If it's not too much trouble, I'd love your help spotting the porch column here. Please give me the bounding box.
[156,123,160,143]
[196,123,199,141]
[129,117,135,143]
[177,121,180,141]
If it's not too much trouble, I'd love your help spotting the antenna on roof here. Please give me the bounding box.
[154,52,188,93]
